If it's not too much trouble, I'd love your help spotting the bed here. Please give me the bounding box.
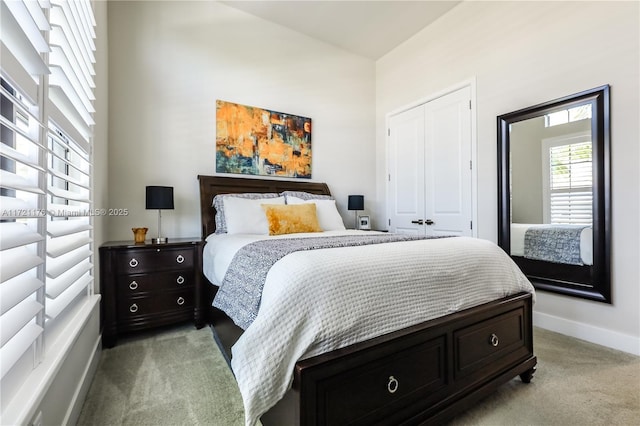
[195,175,537,426]
[510,223,593,286]
[511,223,593,266]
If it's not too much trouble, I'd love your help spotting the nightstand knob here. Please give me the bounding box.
[176,275,185,285]
[176,254,185,264]
[129,303,138,313]
[177,297,185,306]
[129,281,138,290]
[129,258,139,268]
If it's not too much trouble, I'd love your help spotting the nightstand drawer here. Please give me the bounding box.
[118,290,193,319]
[116,247,194,274]
[454,307,529,379]
[118,272,194,294]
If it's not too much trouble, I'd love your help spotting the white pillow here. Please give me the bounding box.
[224,196,285,234]
[212,192,280,234]
[286,197,346,231]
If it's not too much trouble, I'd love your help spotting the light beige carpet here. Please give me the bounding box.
[77,324,246,425]
[78,323,640,425]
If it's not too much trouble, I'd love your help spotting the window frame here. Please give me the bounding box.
[541,131,593,225]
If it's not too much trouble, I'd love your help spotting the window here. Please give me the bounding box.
[545,104,592,127]
[542,133,593,225]
[0,0,96,416]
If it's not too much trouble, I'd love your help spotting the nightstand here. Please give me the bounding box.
[99,238,202,347]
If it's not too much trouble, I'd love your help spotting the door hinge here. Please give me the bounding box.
[469,160,472,170]
[388,174,391,182]
[388,218,391,226]
[469,100,471,109]
[388,128,390,136]
[470,221,473,230]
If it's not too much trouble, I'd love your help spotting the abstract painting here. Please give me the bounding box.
[216,100,312,178]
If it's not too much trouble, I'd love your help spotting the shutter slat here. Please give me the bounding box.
[0,222,44,250]
[46,258,91,298]
[0,169,45,194]
[47,219,91,237]
[0,275,43,316]
[0,322,43,379]
[46,232,90,257]
[45,273,91,319]
[0,246,44,283]
[1,299,43,347]
[0,143,44,172]
[46,245,91,279]
[47,185,90,203]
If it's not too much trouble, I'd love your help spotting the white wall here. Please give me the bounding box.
[376,1,640,354]
[107,0,376,241]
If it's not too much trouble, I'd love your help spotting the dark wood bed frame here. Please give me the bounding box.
[195,174,537,426]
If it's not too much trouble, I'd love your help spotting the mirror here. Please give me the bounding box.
[498,86,611,303]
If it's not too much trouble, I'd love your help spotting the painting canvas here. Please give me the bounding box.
[216,100,312,178]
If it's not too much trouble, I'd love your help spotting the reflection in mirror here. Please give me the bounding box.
[498,86,610,303]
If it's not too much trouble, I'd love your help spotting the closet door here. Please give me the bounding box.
[424,86,472,236]
[387,86,472,237]
[387,106,425,235]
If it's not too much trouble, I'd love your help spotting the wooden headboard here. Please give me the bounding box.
[197,175,331,239]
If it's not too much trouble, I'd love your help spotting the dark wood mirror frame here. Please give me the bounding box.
[498,85,611,303]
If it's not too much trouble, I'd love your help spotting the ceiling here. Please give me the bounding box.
[221,1,461,60]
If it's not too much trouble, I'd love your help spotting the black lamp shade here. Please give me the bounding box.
[146,186,174,210]
[348,195,364,211]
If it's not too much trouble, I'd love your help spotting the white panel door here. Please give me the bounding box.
[387,106,425,235]
[424,86,472,236]
[387,86,472,236]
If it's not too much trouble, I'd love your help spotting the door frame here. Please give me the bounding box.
[385,78,478,237]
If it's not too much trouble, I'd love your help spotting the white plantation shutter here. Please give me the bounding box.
[44,0,95,333]
[0,0,49,384]
[543,134,593,225]
[0,0,96,412]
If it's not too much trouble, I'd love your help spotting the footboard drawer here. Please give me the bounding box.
[301,335,447,426]
[454,307,530,380]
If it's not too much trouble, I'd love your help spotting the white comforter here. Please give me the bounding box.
[204,231,534,425]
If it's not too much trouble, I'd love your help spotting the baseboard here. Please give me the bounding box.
[63,334,102,425]
[533,311,640,356]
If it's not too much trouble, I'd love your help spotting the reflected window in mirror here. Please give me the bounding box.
[498,85,610,303]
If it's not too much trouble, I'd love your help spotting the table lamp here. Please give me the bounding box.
[146,186,174,243]
[347,195,364,229]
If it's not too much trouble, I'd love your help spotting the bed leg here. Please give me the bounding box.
[519,366,536,383]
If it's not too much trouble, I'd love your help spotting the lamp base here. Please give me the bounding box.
[152,237,168,244]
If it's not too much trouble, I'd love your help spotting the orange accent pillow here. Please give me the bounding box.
[261,203,322,235]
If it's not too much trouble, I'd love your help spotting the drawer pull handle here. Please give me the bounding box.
[129,303,138,313]
[490,333,500,347]
[177,297,185,306]
[176,254,185,264]
[176,275,185,285]
[129,258,139,268]
[387,376,399,394]
[129,281,138,290]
